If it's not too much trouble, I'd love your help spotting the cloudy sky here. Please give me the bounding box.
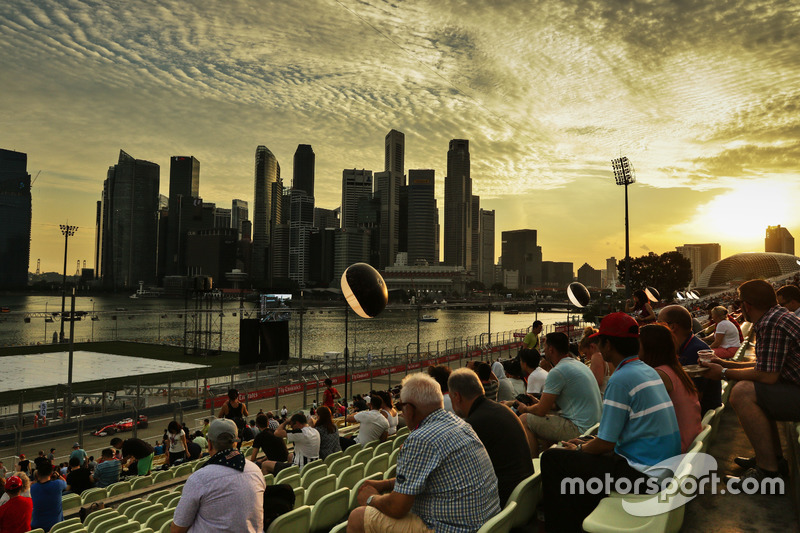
[2,0,799,274]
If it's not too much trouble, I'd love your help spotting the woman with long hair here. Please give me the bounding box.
[375,390,399,435]
[579,331,615,395]
[639,323,702,452]
[626,289,656,325]
[166,420,188,466]
[309,406,341,459]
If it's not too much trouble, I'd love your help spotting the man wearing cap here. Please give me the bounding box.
[540,313,681,532]
[69,442,87,468]
[0,476,32,532]
[171,418,265,533]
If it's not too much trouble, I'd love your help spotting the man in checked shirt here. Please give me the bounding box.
[348,373,500,533]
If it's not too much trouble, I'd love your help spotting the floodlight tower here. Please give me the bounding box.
[611,157,635,301]
[59,224,78,343]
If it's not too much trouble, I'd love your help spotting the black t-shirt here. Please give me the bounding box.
[240,426,255,441]
[66,467,93,494]
[18,459,30,473]
[186,441,202,461]
[121,438,154,460]
[253,430,289,462]
[34,456,50,472]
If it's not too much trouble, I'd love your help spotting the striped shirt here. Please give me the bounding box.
[598,357,681,476]
[395,409,500,533]
[753,305,800,386]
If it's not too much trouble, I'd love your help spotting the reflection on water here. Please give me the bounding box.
[0,294,572,358]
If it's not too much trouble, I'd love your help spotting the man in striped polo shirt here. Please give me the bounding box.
[541,312,681,532]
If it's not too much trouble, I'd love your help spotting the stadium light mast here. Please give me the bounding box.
[611,157,635,301]
[59,224,78,343]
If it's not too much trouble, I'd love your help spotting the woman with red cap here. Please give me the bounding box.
[0,476,33,533]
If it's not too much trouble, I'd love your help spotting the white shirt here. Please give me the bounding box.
[715,319,741,349]
[354,410,389,446]
[527,367,548,395]
[491,361,506,380]
[287,426,321,467]
[443,393,454,413]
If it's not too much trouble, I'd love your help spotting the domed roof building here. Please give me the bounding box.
[696,252,800,289]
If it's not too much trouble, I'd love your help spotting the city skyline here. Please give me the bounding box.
[2,0,799,273]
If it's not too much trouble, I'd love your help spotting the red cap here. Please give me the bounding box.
[18,454,25,459]
[590,312,639,338]
[5,476,22,491]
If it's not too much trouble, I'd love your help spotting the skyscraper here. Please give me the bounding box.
[0,149,31,289]
[444,139,472,269]
[289,144,316,286]
[676,243,722,286]
[231,199,249,238]
[407,169,436,266]
[341,169,373,230]
[501,229,542,290]
[479,208,495,287]
[374,171,401,269]
[253,145,281,284]
[99,150,160,289]
[293,144,315,197]
[165,156,200,277]
[385,129,405,180]
[471,195,481,274]
[765,225,795,255]
[314,207,339,229]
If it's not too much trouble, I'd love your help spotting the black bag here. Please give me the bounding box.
[264,484,296,528]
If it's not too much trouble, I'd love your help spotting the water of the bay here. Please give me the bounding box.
[0,294,576,358]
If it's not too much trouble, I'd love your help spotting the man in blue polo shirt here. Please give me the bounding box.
[540,312,681,532]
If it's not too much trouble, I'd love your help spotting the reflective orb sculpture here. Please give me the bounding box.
[567,282,590,308]
[341,263,388,318]
[644,286,660,302]
[675,292,685,301]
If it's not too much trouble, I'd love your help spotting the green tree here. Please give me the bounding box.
[617,251,692,297]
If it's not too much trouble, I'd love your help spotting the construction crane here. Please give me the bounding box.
[75,260,81,275]
[36,258,40,275]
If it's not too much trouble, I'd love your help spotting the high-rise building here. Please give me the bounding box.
[479,209,495,288]
[407,169,436,266]
[314,207,339,229]
[471,195,481,274]
[676,243,722,286]
[231,199,248,238]
[164,156,200,278]
[501,229,542,290]
[606,257,617,288]
[577,263,602,288]
[292,144,315,197]
[541,261,574,289]
[0,149,31,289]
[374,171,401,269]
[99,150,160,289]
[444,139,472,269]
[289,189,314,285]
[341,169,372,230]
[253,145,281,284]
[385,129,405,180]
[765,225,794,255]
[214,208,232,229]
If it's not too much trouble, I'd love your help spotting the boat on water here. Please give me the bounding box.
[130,281,162,299]
[503,308,520,315]
[419,315,438,322]
[0,307,9,313]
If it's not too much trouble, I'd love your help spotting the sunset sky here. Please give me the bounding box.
[2,0,798,274]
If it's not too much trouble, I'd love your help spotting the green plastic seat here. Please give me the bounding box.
[145,509,176,531]
[81,487,108,505]
[274,465,300,484]
[477,501,516,533]
[266,505,311,533]
[709,404,725,443]
[700,409,715,427]
[581,422,600,437]
[61,493,82,511]
[89,515,127,533]
[147,489,172,503]
[50,517,82,533]
[152,491,178,506]
[121,500,152,519]
[152,470,175,484]
[173,463,194,477]
[309,488,350,533]
[324,450,344,466]
[163,493,182,509]
[279,473,301,490]
[106,522,142,533]
[174,484,185,494]
[373,440,393,458]
[506,472,542,528]
[691,425,712,453]
[159,522,172,533]
[130,475,154,490]
[388,447,401,468]
[51,525,86,533]
[294,486,305,507]
[344,445,360,458]
[329,456,352,478]
[132,503,164,524]
[352,447,374,467]
[348,473,383,510]
[306,474,337,506]
[23,530,45,533]
[106,480,132,497]
[336,463,365,491]
[365,453,389,478]
[264,473,274,486]
[363,439,380,449]
[300,463,328,489]
[396,426,409,437]
[383,464,397,480]
[83,508,117,531]
[329,521,348,533]
[392,433,408,450]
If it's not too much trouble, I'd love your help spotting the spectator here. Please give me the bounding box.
[33,451,49,476]
[0,473,30,506]
[111,437,155,477]
[186,435,202,461]
[65,457,93,495]
[192,431,208,454]
[59,462,69,476]
[639,323,702,453]
[661,304,722,415]
[166,420,189,466]
[702,279,800,484]
[540,313,681,532]
[218,389,249,430]
[240,421,255,442]
[427,365,453,412]
[348,373,500,533]
[249,420,260,438]
[701,306,742,359]
[280,406,288,420]
[0,461,6,479]
[16,455,30,476]
[323,378,341,410]
[90,448,121,488]
[579,330,616,395]
[170,419,265,533]
[626,289,656,325]
[519,348,548,397]
[473,361,499,401]
[343,396,389,448]
[449,368,534,506]
[30,463,67,531]
[309,406,341,460]
[154,441,164,456]
[374,390,399,436]
[523,320,544,351]
[497,358,527,402]
[0,476,32,533]
[266,411,280,431]
[202,418,210,437]
[46,449,56,465]
[491,356,506,381]
[776,284,800,318]
[516,332,603,456]
[86,456,96,473]
[352,395,368,412]
[250,414,289,472]
[69,442,87,468]
[262,413,320,474]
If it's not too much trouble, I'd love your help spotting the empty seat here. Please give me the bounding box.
[306,474,337,506]
[309,488,350,533]
[152,470,174,484]
[264,473,274,486]
[82,508,117,531]
[294,486,305,507]
[173,463,194,477]
[363,439,380,449]
[266,505,311,533]
[323,450,344,466]
[365,453,389,478]
[121,500,152,519]
[392,433,408,451]
[336,463,365,491]
[106,480,132,497]
[50,517,82,533]
[344,444,360,458]
[147,489,172,503]
[274,465,300,484]
[329,456,352,478]
[352,447,373,467]
[477,501,517,533]
[383,464,397,480]
[80,487,108,505]
[132,503,164,524]
[506,472,542,529]
[88,514,127,533]
[130,476,154,490]
[61,493,82,511]
[145,509,176,531]
[300,463,328,489]
[106,523,142,533]
[373,440,393,458]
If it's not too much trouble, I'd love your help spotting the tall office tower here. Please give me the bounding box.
[471,195,481,274]
[214,208,232,228]
[289,188,314,285]
[99,150,160,289]
[676,243,722,286]
[293,144,315,197]
[341,169,373,229]
[444,139,472,269]
[577,263,602,288]
[479,208,495,287]
[0,149,31,289]
[434,203,440,265]
[231,199,249,238]
[271,223,290,281]
[314,207,339,229]
[164,156,200,278]
[541,261,574,288]
[309,227,336,286]
[765,225,795,255]
[606,257,618,288]
[407,169,436,265]
[374,171,401,269]
[253,145,281,283]
[385,129,405,179]
[399,185,408,253]
[501,229,542,290]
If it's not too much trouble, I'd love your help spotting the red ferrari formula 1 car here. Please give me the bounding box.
[92,414,149,436]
